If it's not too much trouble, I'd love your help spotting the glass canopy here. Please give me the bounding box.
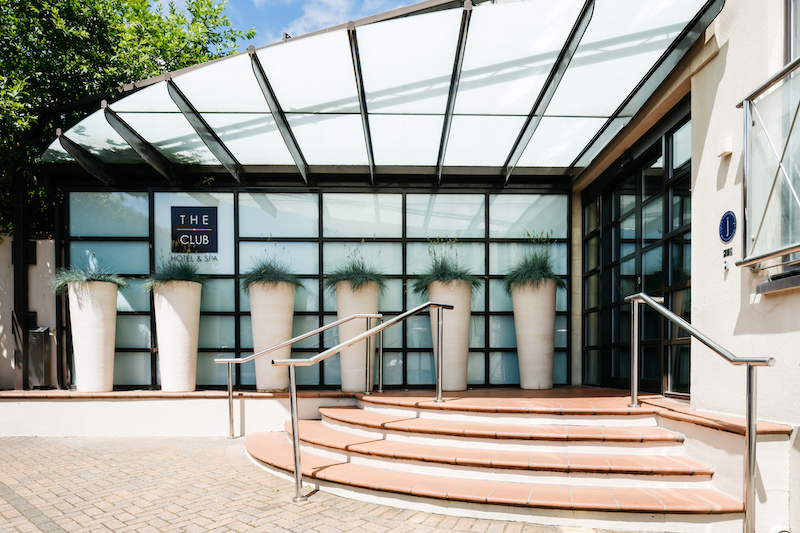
[42,0,722,182]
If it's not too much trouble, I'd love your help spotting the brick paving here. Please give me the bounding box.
[0,437,648,532]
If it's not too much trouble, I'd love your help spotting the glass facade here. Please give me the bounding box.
[65,190,569,390]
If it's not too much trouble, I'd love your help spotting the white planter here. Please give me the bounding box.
[68,281,119,392]
[336,281,379,392]
[250,282,295,392]
[512,279,557,390]
[153,281,202,392]
[428,280,472,391]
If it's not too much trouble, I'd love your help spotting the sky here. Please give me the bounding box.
[221,0,419,49]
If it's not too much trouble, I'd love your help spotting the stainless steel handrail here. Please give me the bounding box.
[214,313,382,439]
[272,301,454,503]
[624,292,775,533]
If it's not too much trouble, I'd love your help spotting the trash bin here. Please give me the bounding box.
[28,326,54,388]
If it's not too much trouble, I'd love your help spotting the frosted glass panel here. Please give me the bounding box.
[70,242,150,275]
[196,353,231,386]
[239,193,318,238]
[489,315,516,348]
[380,280,404,312]
[204,113,294,165]
[116,316,151,349]
[322,194,402,238]
[70,192,149,237]
[358,9,461,114]
[490,242,568,276]
[287,114,368,165]
[171,54,270,113]
[470,316,485,348]
[489,280,512,312]
[518,117,606,167]
[407,352,435,385]
[198,316,235,349]
[240,317,252,349]
[489,194,568,238]
[407,241,485,275]
[370,115,443,165]
[118,112,218,165]
[200,279,236,312]
[489,352,520,385]
[406,316,431,349]
[467,352,485,385]
[406,194,485,238]
[117,280,150,312]
[114,352,150,385]
[382,352,403,385]
[59,110,141,163]
[323,242,402,275]
[239,241,318,275]
[444,116,527,167]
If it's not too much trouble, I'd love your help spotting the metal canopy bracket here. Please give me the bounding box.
[248,45,310,185]
[102,102,175,184]
[347,22,376,185]
[437,0,473,186]
[503,0,594,184]
[167,78,244,182]
[57,129,111,185]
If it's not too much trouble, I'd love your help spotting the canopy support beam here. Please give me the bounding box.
[57,129,112,185]
[347,22,376,185]
[167,78,243,183]
[437,0,473,186]
[502,0,594,184]
[102,102,175,184]
[248,46,310,185]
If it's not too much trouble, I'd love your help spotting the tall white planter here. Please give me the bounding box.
[512,279,557,390]
[336,281,379,392]
[428,280,471,391]
[250,282,294,392]
[153,281,202,392]
[68,281,118,392]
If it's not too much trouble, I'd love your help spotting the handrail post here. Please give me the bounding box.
[288,365,306,503]
[364,316,372,395]
[629,299,640,408]
[377,318,384,393]
[227,362,235,439]
[435,305,444,403]
[744,363,757,533]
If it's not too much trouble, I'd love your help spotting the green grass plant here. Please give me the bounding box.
[241,257,302,293]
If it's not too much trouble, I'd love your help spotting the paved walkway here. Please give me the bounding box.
[0,437,644,533]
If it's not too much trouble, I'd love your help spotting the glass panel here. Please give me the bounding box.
[489,315,515,348]
[585,236,600,271]
[643,197,663,241]
[555,315,567,349]
[406,316,431,349]
[672,120,691,170]
[642,246,663,293]
[585,274,599,309]
[287,114,368,165]
[489,352,520,385]
[70,192,149,237]
[322,242,403,275]
[641,344,660,381]
[198,316,235,349]
[467,352,485,385]
[444,115,527,167]
[407,241,485,276]
[614,260,637,301]
[239,359,255,386]
[323,355,340,386]
[117,280,150,312]
[406,194,485,238]
[239,193,318,238]
[670,288,691,339]
[323,194,402,238]
[585,312,600,346]
[370,115,443,166]
[612,346,630,380]
[584,349,601,385]
[615,176,636,219]
[292,316,320,349]
[613,304,631,347]
[113,352,150,386]
[671,237,691,285]
[489,279,512,312]
[669,344,691,394]
[380,280,404,312]
[382,352,403,386]
[380,315,402,349]
[239,241,318,276]
[407,352,435,385]
[556,286,567,313]
[204,113,295,165]
[200,279,236,312]
[671,178,691,230]
[619,213,636,241]
[553,351,567,385]
[576,118,631,168]
[470,316,485,348]
[642,306,662,341]
[295,355,319,386]
[116,316,151,350]
[117,112,218,165]
[490,242,567,276]
[518,117,606,167]
[70,242,150,275]
[584,198,600,234]
[240,316,252,349]
[196,353,231,386]
[57,110,141,163]
[358,9,462,114]
[643,156,664,200]
[489,194,568,239]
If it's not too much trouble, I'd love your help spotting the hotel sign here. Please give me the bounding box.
[171,207,218,253]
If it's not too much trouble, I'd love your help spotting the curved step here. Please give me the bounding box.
[320,406,684,444]
[247,432,741,515]
[291,420,712,479]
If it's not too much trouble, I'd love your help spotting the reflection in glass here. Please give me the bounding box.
[671,238,691,285]
[670,288,691,339]
[643,156,663,200]
[671,178,691,230]
[614,176,635,219]
[117,280,150,312]
[239,193,318,238]
[585,274,599,309]
[489,316,515,348]
[672,121,691,170]
[586,312,600,346]
[584,198,600,234]
[643,197,663,241]
[489,352,520,385]
[489,195,568,239]
[70,242,150,275]
[407,194,485,238]
[586,236,599,271]
[383,352,404,385]
[670,344,690,393]
[323,194,402,238]
[70,192,149,237]
[642,246,663,293]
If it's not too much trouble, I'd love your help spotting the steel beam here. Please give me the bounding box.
[503,0,594,184]
[102,102,175,184]
[167,78,243,182]
[57,129,111,185]
[437,0,473,185]
[347,22,376,185]
[248,45,309,184]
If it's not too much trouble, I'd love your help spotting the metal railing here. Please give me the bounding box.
[272,301,453,502]
[214,313,382,439]
[625,292,775,533]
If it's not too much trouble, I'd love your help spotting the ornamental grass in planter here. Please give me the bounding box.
[145,259,205,392]
[242,258,303,392]
[324,251,386,392]
[504,250,566,390]
[411,249,480,392]
[53,267,129,392]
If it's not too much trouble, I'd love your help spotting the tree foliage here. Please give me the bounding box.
[0,0,255,236]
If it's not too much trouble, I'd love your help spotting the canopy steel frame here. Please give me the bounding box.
[57,129,112,185]
[437,0,473,186]
[502,0,594,184]
[167,78,244,183]
[347,22,376,185]
[248,46,310,185]
[102,102,175,184]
